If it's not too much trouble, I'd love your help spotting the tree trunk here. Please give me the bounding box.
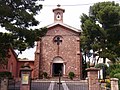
[103,57,106,63]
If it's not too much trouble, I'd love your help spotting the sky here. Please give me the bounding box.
[2,0,120,60]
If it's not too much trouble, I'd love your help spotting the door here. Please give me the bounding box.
[53,63,63,76]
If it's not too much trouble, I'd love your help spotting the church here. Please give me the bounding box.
[33,5,82,79]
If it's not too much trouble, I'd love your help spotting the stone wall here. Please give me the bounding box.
[34,25,81,79]
[42,26,81,77]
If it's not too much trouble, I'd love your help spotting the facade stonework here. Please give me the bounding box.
[34,6,82,79]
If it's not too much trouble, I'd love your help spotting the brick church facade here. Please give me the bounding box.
[34,6,82,79]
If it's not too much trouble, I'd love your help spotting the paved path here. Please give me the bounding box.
[31,80,88,90]
[48,81,69,90]
[62,81,69,90]
[48,81,55,90]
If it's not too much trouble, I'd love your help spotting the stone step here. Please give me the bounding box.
[32,79,87,83]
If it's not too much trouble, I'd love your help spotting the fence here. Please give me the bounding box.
[31,80,88,90]
[8,79,20,90]
[0,78,1,89]
[1,78,119,90]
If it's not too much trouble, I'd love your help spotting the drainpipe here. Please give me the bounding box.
[39,37,42,79]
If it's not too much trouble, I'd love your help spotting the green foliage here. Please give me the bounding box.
[107,63,120,76]
[107,64,120,89]
[114,73,120,79]
[0,1,47,64]
[106,64,120,89]
[95,63,108,78]
[0,0,42,28]
[0,71,12,78]
[80,1,120,63]
[106,81,111,88]
[42,72,48,78]
[110,69,120,78]
[68,72,75,80]
[95,63,108,69]
[0,33,13,66]
[114,73,120,90]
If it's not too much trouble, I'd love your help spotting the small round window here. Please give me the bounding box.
[53,35,63,45]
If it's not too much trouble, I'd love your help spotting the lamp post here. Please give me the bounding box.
[102,65,105,82]
[57,71,62,90]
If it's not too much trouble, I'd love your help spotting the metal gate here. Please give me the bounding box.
[0,78,1,89]
[31,80,88,90]
[8,79,20,90]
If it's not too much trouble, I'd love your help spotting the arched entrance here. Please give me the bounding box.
[52,57,64,76]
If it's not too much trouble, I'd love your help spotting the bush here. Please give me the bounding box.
[107,64,120,89]
[114,73,120,79]
[95,63,108,78]
[42,72,48,78]
[114,73,120,89]
[105,79,111,88]
[0,71,12,79]
[110,69,120,78]
[107,64,120,78]
[69,72,75,80]
[95,63,108,69]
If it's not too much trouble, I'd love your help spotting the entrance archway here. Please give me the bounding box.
[52,57,64,76]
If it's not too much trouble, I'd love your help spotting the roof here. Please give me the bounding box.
[53,8,65,12]
[9,48,18,61]
[46,22,81,33]
[53,5,65,12]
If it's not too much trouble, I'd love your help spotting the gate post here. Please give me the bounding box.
[20,63,32,90]
[86,67,100,90]
[0,77,8,90]
[111,78,119,90]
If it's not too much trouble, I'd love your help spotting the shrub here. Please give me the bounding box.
[114,73,120,89]
[0,71,12,79]
[95,63,108,69]
[42,72,48,78]
[107,64,120,75]
[95,63,108,78]
[110,69,120,78]
[107,64,120,89]
[69,72,75,80]
[114,73,120,79]
[105,79,111,88]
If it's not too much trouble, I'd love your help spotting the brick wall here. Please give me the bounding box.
[7,49,18,78]
[34,24,82,78]
[17,61,34,78]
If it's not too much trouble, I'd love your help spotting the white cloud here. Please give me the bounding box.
[1,0,119,60]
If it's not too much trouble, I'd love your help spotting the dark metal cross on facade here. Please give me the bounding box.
[54,36,62,55]
[54,36,62,45]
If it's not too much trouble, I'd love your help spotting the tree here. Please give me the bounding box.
[0,0,47,65]
[80,1,120,63]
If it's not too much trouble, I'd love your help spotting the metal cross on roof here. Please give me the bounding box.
[54,36,62,45]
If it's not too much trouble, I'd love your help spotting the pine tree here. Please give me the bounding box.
[0,0,47,65]
[81,1,120,63]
